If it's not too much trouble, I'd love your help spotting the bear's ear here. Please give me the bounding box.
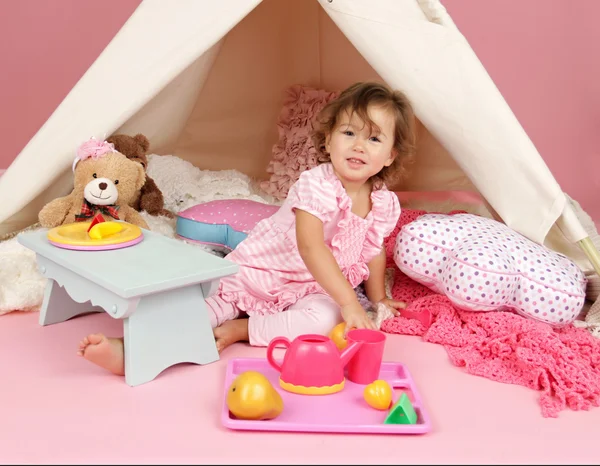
[134,161,146,192]
[133,134,150,153]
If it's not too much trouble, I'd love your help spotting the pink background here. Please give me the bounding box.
[1,0,598,222]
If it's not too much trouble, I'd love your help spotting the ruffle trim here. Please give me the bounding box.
[320,164,400,265]
[219,266,369,316]
[220,282,324,316]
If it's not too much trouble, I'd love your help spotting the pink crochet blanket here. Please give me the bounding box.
[381,208,600,418]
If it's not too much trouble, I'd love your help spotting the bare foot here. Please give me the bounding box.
[213,319,249,353]
[77,333,125,376]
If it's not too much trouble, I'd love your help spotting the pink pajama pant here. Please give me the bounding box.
[205,293,344,346]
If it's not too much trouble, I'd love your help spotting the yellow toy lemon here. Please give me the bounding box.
[363,379,393,410]
[88,221,124,240]
[329,322,348,350]
[226,371,284,421]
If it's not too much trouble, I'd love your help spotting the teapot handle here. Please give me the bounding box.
[266,336,291,372]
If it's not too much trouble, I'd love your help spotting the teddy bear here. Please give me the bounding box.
[106,133,175,218]
[38,138,149,229]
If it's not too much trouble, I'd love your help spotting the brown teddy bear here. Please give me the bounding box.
[106,133,174,218]
[38,139,149,229]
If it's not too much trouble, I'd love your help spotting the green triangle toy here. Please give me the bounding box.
[383,392,417,425]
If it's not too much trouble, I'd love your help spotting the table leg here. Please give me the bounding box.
[39,279,103,326]
[123,282,219,386]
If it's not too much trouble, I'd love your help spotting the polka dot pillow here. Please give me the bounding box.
[176,199,280,252]
[394,213,586,325]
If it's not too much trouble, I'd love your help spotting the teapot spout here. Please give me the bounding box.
[339,340,362,367]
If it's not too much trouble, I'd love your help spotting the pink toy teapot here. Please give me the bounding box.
[266,333,362,395]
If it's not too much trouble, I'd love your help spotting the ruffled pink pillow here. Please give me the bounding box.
[260,85,339,200]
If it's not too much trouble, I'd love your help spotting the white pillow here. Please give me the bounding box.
[394,213,587,325]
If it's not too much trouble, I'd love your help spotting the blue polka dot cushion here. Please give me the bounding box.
[176,199,280,252]
[393,213,587,325]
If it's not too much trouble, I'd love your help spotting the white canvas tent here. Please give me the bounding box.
[1,0,599,275]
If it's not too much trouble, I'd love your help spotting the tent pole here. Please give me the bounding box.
[579,237,600,277]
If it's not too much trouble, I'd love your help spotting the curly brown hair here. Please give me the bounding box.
[311,81,416,189]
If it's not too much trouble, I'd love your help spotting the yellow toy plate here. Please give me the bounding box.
[47,221,143,250]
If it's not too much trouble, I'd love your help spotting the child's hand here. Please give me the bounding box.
[377,298,407,317]
[340,301,377,335]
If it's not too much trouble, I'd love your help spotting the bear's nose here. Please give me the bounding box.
[99,182,107,190]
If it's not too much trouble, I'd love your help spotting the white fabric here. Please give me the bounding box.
[0,0,591,267]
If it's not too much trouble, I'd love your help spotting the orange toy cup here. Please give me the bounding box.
[345,329,386,385]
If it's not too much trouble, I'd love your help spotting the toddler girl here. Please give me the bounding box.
[77,81,416,375]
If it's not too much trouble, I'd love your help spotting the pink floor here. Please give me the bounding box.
[1,310,599,464]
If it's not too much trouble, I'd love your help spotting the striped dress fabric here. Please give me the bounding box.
[218,163,401,316]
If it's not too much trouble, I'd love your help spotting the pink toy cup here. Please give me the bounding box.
[345,329,386,385]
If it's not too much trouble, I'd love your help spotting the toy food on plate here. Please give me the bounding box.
[226,370,284,421]
[363,379,393,410]
[88,221,124,240]
[87,212,106,232]
[46,221,143,249]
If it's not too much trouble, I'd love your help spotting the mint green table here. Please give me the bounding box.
[18,228,238,387]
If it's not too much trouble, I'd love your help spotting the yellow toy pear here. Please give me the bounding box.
[226,371,284,421]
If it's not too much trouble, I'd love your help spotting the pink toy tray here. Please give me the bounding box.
[221,357,432,435]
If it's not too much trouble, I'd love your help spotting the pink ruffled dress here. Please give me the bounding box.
[218,163,401,316]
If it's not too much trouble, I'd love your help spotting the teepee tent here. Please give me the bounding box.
[1,0,599,275]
